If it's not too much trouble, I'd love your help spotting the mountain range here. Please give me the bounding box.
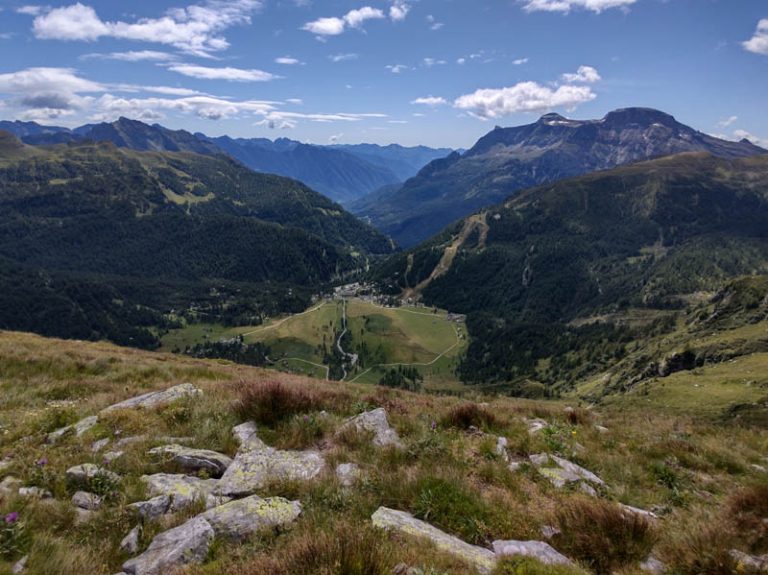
[0,131,391,347]
[353,108,767,247]
[0,118,453,205]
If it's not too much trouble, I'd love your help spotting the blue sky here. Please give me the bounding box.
[0,0,766,148]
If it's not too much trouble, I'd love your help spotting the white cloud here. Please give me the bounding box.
[411,96,447,106]
[82,50,177,62]
[285,98,303,105]
[520,0,636,13]
[733,129,768,148]
[168,64,278,82]
[717,115,738,129]
[328,132,343,143]
[385,64,409,73]
[457,58,466,65]
[16,5,45,16]
[389,1,410,22]
[0,67,102,119]
[114,85,205,97]
[454,81,596,119]
[561,65,601,83]
[423,57,446,67]
[513,57,529,65]
[743,19,768,55]
[302,4,409,36]
[426,15,444,30]
[302,16,345,35]
[275,56,303,65]
[32,0,261,56]
[329,53,358,62]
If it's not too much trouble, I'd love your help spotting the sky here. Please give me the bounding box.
[0,0,766,148]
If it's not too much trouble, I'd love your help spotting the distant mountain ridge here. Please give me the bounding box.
[353,107,767,247]
[0,118,454,205]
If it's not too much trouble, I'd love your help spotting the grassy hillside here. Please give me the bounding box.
[0,133,392,350]
[374,154,768,391]
[0,330,766,575]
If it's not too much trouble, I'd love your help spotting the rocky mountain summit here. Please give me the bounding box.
[354,107,767,246]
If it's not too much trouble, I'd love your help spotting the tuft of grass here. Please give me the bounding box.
[441,403,497,431]
[493,557,588,575]
[209,520,394,575]
[233,380,350,427]
[553,497,657,575]
[660,520,737,575]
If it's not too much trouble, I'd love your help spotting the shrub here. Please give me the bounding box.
[440,403,497,431]
[660,522,737,575]
[554,497,657,575]
[233,380,348,427]
[727,483,768,552]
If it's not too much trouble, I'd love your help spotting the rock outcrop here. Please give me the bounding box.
[201,495,301,541]
[339,408,403,448]
[371,507,496,574]
[216,448,325,497]
[492,540,574,566]
[102,384,202,414]
[148,444,232,478]
[528,453,604,490]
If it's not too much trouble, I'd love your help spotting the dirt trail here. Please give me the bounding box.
[403,212,488,300]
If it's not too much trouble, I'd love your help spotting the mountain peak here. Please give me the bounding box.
[538,112,568,123]
[602,107,677,126]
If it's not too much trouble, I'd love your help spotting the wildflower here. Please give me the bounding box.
[35,457,48,467]
[430,420,437,431]
[4,512,19,524]
[571,431,577,436]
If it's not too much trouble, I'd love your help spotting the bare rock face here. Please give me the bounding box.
[215,448,325,497]
[371,507,496,574]
[122,516,214,575]
[102,384,202,414]
[148,444,232,478]
[492,540,574,566]
[201,495,301,541]
[139,473,229,513]
[339,408,403,448]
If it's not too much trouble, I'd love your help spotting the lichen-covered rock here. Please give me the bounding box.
[122,516,213,575]
[129,495,171,521]
[18,486,52,499]
[336,463,361,487]
[730,550,768,572]
[371,507,496,574]
[92,438,111,452]
[529,453,604,488]
[202,496,301,541]
[148,444,232,478]
[47,415,98,443]
[216,448,325,497]
[492,540,574,566]
[72,491,102,510]
[640,555,667,574]
[141,473,229,512]
[527,419,549,435]
[102,384,202,414]
[232,422,268,452]
[120,525,142,555]
[340,408,403,448]
[66,463,121,487]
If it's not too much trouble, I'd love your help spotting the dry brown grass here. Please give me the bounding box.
[727,482,768,553]
[441,403,497,431]
[553,497,657,575]
[233,380,351,426]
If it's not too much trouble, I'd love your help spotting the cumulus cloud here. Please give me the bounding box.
[423,58,446,67]
[32,0,261,56]
[0,67,102,119]
[385,64,409,73]
[454,82,596,119]
[302,3,408,36]
[82,50,177,62]
[411,96,447,106]
[168,64,278,82]
[743,19,768,55]
[733,129,768,148]
[513,57,529,65]
[389,1,410,22]
[520,0,636,13]
[561,65,601,83]
[426,15,444,30]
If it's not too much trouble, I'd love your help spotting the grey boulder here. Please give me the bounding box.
[216,448,325,497]
[340,408,403,448]
[122,516,213,575]
[148,444,232,478]
[493,540,574,566]
[102,384,202,414]
[201,495,301,541]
